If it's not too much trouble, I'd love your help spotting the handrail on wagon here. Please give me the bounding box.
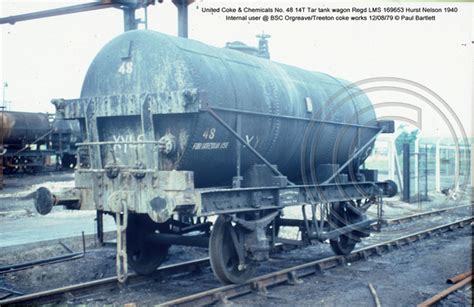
[76,140,161,146]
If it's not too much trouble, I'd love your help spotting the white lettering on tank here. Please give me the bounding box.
[112,134,145,154]
[118,61,133,75]
[192,142,229,150]
[245,135,260,147]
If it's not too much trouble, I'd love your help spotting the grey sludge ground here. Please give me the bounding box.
[231,227,472,307]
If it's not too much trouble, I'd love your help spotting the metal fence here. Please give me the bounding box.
[365,136,472,203]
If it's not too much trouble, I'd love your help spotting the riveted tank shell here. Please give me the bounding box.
[80,30,378,187]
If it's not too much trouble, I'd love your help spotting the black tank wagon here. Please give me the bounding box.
[0,111,51,174]
[34,30,397,284]
[0,111,82,174]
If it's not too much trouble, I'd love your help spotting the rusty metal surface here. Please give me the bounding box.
[418,275,472,307]
[0,111,50,147]
[36,178,395,222]
[59,30,378,188]
[40,169,200,222]
[447,271,472,284]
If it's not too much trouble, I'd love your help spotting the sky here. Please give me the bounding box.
[0,0,473,139]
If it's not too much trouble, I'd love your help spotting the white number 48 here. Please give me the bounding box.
[118,61,133,75]
[203,128,216,140]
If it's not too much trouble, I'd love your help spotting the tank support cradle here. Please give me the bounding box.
[115,204,128,283]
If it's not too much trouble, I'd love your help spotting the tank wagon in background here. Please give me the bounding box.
[50,117,83,169]
[34,30,397,284]
[0,111,82,174]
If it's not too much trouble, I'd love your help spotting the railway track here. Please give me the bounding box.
[385,204,472,224]
[0,258,210,305]
[0,233,87,275]
[159,217,473,306]
[0,207,471,305]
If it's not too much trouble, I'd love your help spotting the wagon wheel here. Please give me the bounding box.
[125,214,169,275]
[23,167,32,174]
[209,215,255,284]
[61,154,76,169]
[23,158,42,174]
[329,202,363,255]
[24,165,40,174]
[4,157,20,174]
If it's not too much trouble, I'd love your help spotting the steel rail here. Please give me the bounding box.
[0,258,209,305]
[1,214,471,305]
[386,204,472,225]
[0,232,86,274]
[0,244,290,305]
[159,217,473,306]
[0,252,84,274]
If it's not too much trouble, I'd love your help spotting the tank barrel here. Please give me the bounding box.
[0,111,50,146]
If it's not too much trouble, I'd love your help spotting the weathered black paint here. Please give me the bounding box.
[78,30,379,187]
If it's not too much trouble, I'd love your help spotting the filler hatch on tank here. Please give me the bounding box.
[225,32,271,59]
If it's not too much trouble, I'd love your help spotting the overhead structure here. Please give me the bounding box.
[0,0,157,32]
[171,0,194,38]
[0,0,194,36]
[0,2,119,25]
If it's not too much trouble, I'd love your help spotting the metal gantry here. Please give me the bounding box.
[0,0,194,37]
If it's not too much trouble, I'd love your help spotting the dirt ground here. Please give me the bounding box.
[233,226,472,306]
[0,208,471,305]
